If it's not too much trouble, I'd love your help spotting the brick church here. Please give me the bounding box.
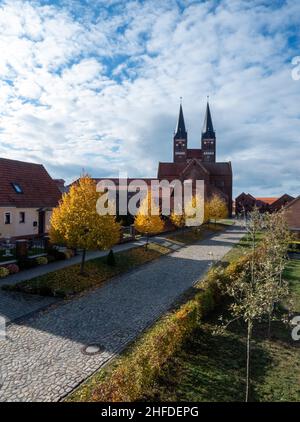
[74,100,233,218]
[157,101,232,216]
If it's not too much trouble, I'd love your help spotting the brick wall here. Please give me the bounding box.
[285,199,300,230]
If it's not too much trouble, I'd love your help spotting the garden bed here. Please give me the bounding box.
[2,243,171,298]
[166,222,229,245]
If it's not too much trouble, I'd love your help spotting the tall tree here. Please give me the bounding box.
[134,191,164,248]
[50,175,121,274]
[263,210,292,337]
[206,194,228,226]
[225,208,290,401]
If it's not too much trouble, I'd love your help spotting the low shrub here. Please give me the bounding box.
[17,257,38,270]
[47,248,66,261]
[64,249,74,259]
[92,301,198,402]
[0,267,10,278]
[47,255,56,263]
[71,256,248,403]
[89,265,228,403]
[38,285,54,296]
[5,263,20,274]
[36,256,48,266]
[106,249,116,266]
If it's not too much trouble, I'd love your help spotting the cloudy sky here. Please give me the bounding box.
[0,0,299,197]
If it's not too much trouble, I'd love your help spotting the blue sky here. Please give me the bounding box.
[0,0,299,197]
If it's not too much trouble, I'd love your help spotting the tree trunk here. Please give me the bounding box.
[267,304,274,339]
[80,248,86,275]
[145,233,149,250]
[246,320,252,402]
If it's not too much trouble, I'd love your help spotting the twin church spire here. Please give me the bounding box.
[174,103,187,140]
[173,99,216,163]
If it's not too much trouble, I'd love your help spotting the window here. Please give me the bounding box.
[4,212,11,225]
[11,183,23,193]
[19,212,25,223]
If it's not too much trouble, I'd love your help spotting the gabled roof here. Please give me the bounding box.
[201,162,232,176]
[284,195,300,210]
[157,162,187,179]
[158,160,232,179]
[181,158,210,177]
[269,194,295,209]
[0,158,62,208]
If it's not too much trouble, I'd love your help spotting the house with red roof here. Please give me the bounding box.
[0,158,62,240]
[235,193,295,215]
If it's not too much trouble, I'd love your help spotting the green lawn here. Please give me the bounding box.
[142,259,300,402]
[284,259,300,310]
[2,243,171,298]
[222,231,265,263]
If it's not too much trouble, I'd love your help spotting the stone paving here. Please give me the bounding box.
[0,291,58,324]
[0,237,154,324]
[0,226,244,402]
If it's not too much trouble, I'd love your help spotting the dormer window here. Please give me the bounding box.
[12,183,23,193]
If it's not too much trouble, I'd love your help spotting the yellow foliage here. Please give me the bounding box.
[184,194,205,227]
[171,194,206,228]
[206,194,228,223]
[134,191,164,235]
[50,175,121,250]
[170,211,185,228]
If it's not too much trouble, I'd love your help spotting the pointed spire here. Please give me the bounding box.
[202,98,215,136]
[174,99,187,139]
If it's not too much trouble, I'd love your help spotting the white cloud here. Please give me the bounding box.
[0,0,299,197]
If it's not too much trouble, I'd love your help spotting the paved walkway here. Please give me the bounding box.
[0,225,244,402]
[0,235,175,323]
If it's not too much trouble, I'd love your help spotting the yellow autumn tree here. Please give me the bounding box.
[170,210,185,230]
[50,175,121,274]
[134,190,165,248]
[206,193,228,226]
[171,194,206,231]
[184,194,206,228]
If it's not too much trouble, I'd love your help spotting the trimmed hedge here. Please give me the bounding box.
[68,265,229,402]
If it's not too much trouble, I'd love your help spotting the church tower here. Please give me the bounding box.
[173,102,188,163]
[201,101,216,162]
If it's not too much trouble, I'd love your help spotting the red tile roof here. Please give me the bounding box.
[157,161,232,178]
[0,158,62,208]
[255,197,278,205]
[157,162,187,178]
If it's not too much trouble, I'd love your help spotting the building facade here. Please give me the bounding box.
[0,158,62,240]
[73,101,233,218]
[235,193,295,215]
[158,101,233,216]
[284,196,300,234]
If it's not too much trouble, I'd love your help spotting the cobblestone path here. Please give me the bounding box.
[0,226,244,402]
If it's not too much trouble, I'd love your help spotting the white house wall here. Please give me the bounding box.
[0,207,53,239]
